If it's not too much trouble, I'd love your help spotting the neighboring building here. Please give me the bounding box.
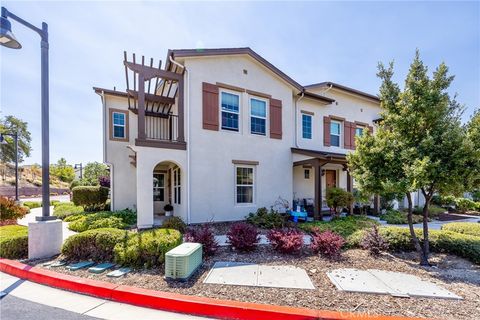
[94,47,388,228]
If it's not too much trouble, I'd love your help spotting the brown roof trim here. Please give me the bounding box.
[301,91,335,104]
[304,82,380,102]
[291,147,347,161]
[93,87,128,98]
[169,47,303,91]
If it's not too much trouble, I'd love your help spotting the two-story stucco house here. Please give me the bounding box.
[94,47,405,228]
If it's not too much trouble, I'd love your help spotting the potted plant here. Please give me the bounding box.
[164,204,173,216]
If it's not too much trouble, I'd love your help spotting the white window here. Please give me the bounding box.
[112,112,126,139]
[173,168,181,204]
[250,98,267,135]
[221,91,240,131]
[302,114,312,139]
[355,126,364,137]
[235,166,254,204]
[153,173,165,201]
[330,120,341,147]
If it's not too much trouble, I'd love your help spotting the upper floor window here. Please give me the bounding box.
[236,166,254,204]
[109,109,128,141]
[355,126,364,137]
[330,121,341,147]
[250,98,267,135]
[221,91,240,131]
[302,114,312,139]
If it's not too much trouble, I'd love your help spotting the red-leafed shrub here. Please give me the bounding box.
[361,225,389,255]
[267,228,304,254]
[185,224,219,256]
[310,228,344,258]
[227,222,259,252]
[0,197,28,222]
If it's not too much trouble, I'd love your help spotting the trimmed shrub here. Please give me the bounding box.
[326,187,354,216]
[246,207,286,229]
[227,222,260,252]
[23,201,42,209]
[185,225,219,256]
[54,203,84,220]
[455,198,477,213]
[114,228,182,268]
[98,176,110,188]
[61,228,128,261]
[441,222,480,237]
[68,210,136,232]
[267,228,304,254]
[299,215,378,238]
[72,186,109,211]
[440,195,456,206]
[380,210,422,224]
[0,225,28,259]
[0,197,28,222]
[161,216,187,233]
[310,229,345,258]
[361,225,389,255]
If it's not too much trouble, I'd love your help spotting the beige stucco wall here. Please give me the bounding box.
[183,55,296,223]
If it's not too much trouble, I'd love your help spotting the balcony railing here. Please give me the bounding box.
[145,114,179,141]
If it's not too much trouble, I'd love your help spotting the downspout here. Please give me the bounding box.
[169,56,191,224]
[294,91,305,148]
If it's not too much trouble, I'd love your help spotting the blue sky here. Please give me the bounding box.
[1,1,479,166]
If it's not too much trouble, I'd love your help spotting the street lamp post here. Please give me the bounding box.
[0,132,19,201]
[74,163,83,180]
[1,6,54,220]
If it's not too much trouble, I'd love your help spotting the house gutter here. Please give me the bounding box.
[169,56,191,224]
[294,91,305,148]
[99,90,115,211]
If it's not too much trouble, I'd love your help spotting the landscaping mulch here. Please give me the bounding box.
[437,213,473,221]
[32,248,479,320]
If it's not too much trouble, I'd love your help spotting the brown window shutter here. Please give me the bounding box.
[368,125,374,134]
[269,98,282,139]
[323,116,331,146]
[202,82,219,131]
[351,124,357,149]
[344,121,352,149]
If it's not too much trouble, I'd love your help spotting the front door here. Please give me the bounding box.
[153,172,167,214]
[325,170,337,188]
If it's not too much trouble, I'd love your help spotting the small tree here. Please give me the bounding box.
[348,50,476,265]
[50,158,75,183]
[83,162,109,185]
[326,187,354,217]
[0,115,32,164]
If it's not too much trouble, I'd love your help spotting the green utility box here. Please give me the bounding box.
[165,242,202,280]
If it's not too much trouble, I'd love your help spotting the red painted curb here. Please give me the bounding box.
[0,259,429,320]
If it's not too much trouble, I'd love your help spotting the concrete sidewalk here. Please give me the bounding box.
[367,214,480,230]
[0,272,209,320]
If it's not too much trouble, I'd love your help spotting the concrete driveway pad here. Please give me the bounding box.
[327,268,462,300]
[204,262,315,289]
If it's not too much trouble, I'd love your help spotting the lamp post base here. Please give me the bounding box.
[35,215,58,221]
[28,219,63,260]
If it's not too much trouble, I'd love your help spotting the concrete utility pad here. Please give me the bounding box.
[327,268,462,300]
[204,262,315,289]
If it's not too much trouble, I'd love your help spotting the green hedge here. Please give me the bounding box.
[54,203,84,220]
[348,226,480,264]
[161,216,187,233]
[0,225,28,259]
[68,210,136,232]
[380,210,423,224]
[23,200,61,209]
[114,228,182,268]
[441,222,480,237]
[72,186,109,211]
[299,215,378,238]
[62,228,128,261]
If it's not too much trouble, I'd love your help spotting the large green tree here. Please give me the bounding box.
[348,50,475,265]
[466,109,480,195]
[83,162,109,185]
[0,115,32,163]
[50,158,75,183]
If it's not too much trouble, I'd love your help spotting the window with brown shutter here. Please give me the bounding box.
[323,116,331,146]
[344,121,352,149]
[202,82,219,131]
[269,98,282,139]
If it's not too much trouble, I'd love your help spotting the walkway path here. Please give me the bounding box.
[0,272,209,320]
[367,214,480,230]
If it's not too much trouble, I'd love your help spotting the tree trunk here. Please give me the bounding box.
[406,192,429,265]
[421,188,432,266]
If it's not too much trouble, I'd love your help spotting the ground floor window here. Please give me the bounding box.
[173,167,181,204]
[235,166,254,204]
[153,173,165,201]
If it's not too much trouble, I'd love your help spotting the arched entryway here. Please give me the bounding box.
[153,161,181,225]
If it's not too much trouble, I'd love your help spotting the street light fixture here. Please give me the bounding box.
[0,132,19,201]
[1,6,54,220]
[74,163,83,179]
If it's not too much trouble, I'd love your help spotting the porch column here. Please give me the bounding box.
[314,160,323,221]
[137,74,146,140]
[346,169,353,214]
[177,77,185,142]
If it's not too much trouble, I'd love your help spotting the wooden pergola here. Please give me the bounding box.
[123,52,186,149]
[292,148,353,220]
